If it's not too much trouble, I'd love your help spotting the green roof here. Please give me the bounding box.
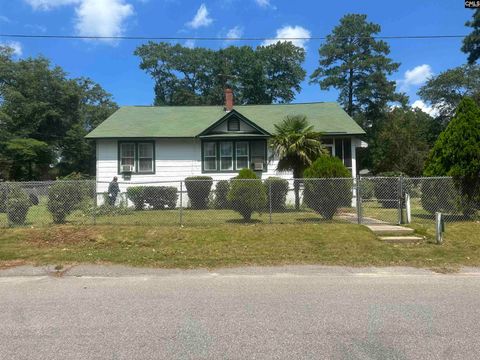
[85,102,365,139]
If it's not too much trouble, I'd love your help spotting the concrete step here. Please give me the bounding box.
[366,225,415,236]
[379,236,424,244]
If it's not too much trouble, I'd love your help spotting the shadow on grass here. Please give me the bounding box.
[295,217,327,223]
[226,219,263,224]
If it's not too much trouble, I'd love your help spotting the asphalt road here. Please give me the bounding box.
[1,265,480,360]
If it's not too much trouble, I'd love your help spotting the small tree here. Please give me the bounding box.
[269,115,327,210]
[303,156,352,220]
[185,176,213,209]
[424,98,480,216]
[228,169,267,221]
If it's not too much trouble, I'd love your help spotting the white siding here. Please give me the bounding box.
[95,137,361,206]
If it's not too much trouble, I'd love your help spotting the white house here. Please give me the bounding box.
[86,90,366,201]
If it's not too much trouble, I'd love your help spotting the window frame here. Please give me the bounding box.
[201,139,267,173]
[118,140,156,175]
[235,141,249,170]
[219,141,234,171]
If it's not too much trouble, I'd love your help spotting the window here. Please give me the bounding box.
[202,140,266,173]
[138,143,154,173]
[250,140,266,170]
[227,118,240,131]
[120,143,135,169]
[220,142,233,170]
[118,141,155,174]
[203,142,217,171]
[236,142,249,169]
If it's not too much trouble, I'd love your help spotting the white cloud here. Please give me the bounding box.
[24,0,134,43]
[398,64,433,91]
[186,3,213,29]
[0,15,11,23]
[0,41,23,56]
[24,0,80,11]
[412,100,439,117]
[74,0,134,40]
[226,26,243,39]
[255,0,275,8]
[184,39,195,48]
[262,25,311,49]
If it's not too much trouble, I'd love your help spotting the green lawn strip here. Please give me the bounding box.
[1,222,479,269]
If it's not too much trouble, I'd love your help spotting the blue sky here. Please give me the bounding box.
[0,0,474,113]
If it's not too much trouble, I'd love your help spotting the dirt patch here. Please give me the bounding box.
[0,260,27,270]
[28,226,100,247]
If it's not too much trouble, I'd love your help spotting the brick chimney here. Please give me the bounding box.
[224,88,234,112]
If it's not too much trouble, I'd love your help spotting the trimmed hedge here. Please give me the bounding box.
[185,176,213,209]
[144,186,178,210]
[47,182,90,224]
[303,156,352,220]
[214,180,230,209]
[228,169,267,221]
[6,185,32,225]
[126,186,145,210]
[264,177,289,211]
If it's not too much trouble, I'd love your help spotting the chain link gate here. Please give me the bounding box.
[356,177,403,225]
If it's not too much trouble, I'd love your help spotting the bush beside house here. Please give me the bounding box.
[264,177,289,211]
[126,186,145,210]
[144,186,177,210]
[214,180,230,209]
[185,176,213,209]
[228,169,267,221]
[303,156,352,220]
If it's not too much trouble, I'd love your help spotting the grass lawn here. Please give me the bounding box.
[1,221,479,270]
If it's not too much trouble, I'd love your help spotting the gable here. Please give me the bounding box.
[197,110,270,138]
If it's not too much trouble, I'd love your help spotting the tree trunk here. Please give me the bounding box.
[348,67,354,116]
[293,169,301,210]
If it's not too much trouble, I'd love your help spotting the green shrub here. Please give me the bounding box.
[228,169,267,221]
[0,184,6,213]
[6,185,32,225]
[185,176,213,209]
[126,186,145,210]
[47,181,90,224]
[373,172,403,209]
[421,178,460,214]
[214,180,230,209]
[264,177,289,211]
[144,186,178,210]
[303,156,352,220]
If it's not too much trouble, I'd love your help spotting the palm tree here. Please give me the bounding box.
[269,115,327,210]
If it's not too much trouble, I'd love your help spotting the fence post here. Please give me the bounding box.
[92,180,97,225]
[179,181,183,226]
[5,182,11,228]
[268,180,272,224]
[398,176,403,225]
[356,176,362,224]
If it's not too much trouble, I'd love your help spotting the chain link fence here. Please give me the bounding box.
[0,177,478,228]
